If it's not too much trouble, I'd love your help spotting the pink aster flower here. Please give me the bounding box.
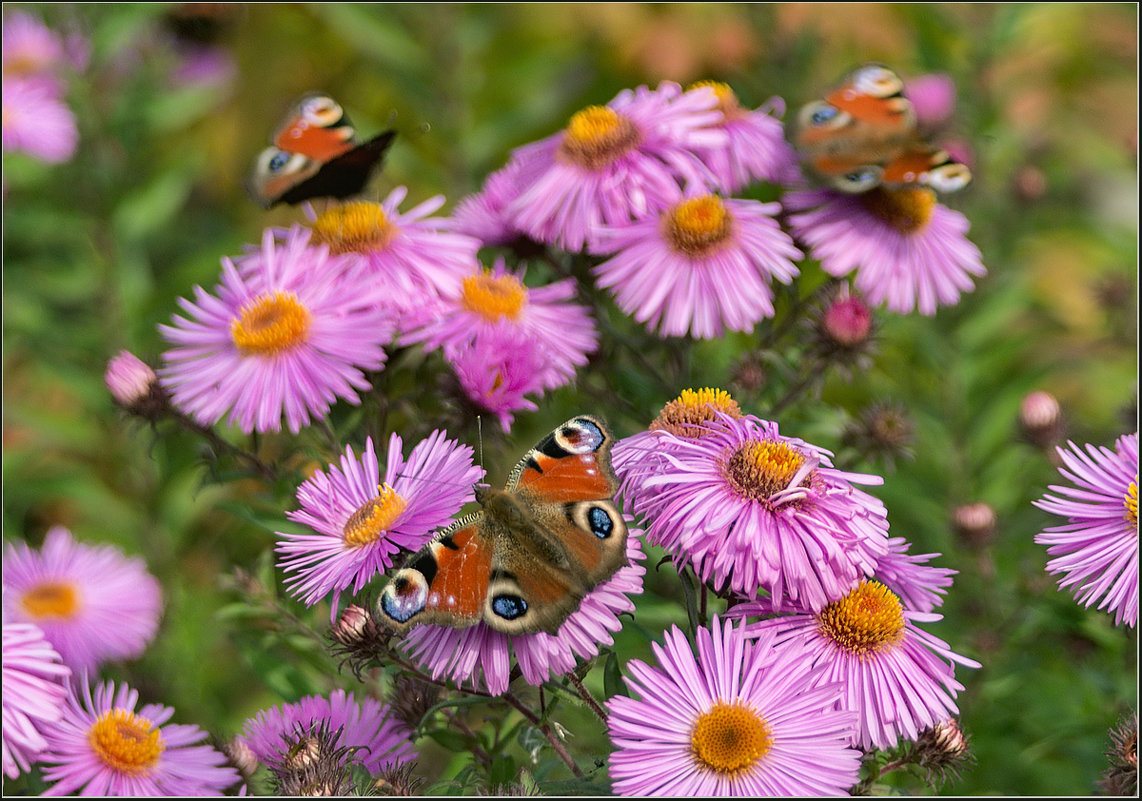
[240,689,415,776]
[689,82,802,191]
[904,73,958,129]
[159,226,395,434]
[402,258,597,393]
[36,678,239,795]
[593,189,801,339]
[1,77,78,163]
[278,430,482,609]
[2,10,70,89]
[1034,432,1138,627]
[506,81,727,253]
[606,616,861,796]
[2,526,162,674]
[739,580,981,751]
[3,623,71,779]
[449,327,545,432]
[398,534,645,696]
[619,412,889,611]
[297,188,481,333]
[785,187,985,316]
[451,161,530,248]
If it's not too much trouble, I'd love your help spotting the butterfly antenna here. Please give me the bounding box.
[477,415,485,474]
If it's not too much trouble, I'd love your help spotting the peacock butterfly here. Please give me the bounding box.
[792,64,971,194]
[377,415,628,636]
[247,92,396,208]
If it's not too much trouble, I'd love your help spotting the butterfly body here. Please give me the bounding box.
[793,64,970,194]
[378,416,628,636]
[248,93,396,208]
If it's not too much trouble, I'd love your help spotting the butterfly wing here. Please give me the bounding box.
[272,93,357,161]
[481,415,628,634]
[272,131,396,207]
[377,514,492,634]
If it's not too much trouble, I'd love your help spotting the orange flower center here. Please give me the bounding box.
[230,292,311,355]
[665,195,733,257]
[691,700,772,775]
[88,709,165,774]
[343,484,407,547]
[310,201,397,255]
[861,186,936,234]
[460,271,527,321]
[557,106,641,170]
[651,387,742,438]
[20,581,79,620]
[724,439,808,501]
[689,80,743,121]
[816,580,906,659]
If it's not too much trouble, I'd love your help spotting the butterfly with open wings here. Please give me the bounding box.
[247,93,395,208]
[792,64,971,194]
[377,415,628,636]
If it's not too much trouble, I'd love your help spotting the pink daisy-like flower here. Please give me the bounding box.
[785,187,985,316]
[739,580,981,751]
[618,412,889,611]
[904,73,958,129]
[451,161,529,248]
[449,327,545,433]
[1,77,78,164]
[874,536,957,614]
[1034,432,1138,627]
[2,526,162,674]
[398,534,645,696]
[2,623,71,779]
[506,81,727,253]
[2,10,69,88]
[278,430,482,609]
[593,189,801,339]
[689,82,802,192]
[240,689,415,776]
[36,678,239,795]
[159,226,395,434]
[606,616,861,796]
[402,258,597,393]
[297,188,481,333]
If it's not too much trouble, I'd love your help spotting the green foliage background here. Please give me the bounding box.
[3,2,1137,795]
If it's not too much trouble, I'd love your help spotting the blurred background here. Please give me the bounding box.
[3,3,1137,795]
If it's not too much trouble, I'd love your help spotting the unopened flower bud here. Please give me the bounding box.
[105,350,169,419]
[1019,390,1064,449]
[821,294,873,348]
[953,503,997,548]
[913,717,974,786]
[1098,713,1138,796]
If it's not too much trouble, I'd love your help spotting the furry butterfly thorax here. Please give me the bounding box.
[377,415,628,636]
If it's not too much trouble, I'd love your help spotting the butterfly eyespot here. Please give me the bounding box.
[851,65,903,98]
[267,150,290,172]
[300,95,344,127]
[809,105,840,126]
[378,570,428,624]
[556,419,605,454]
[926,162,972,193]
[834,166,883,193]
[491,594,528,621]
[587,506,614,539]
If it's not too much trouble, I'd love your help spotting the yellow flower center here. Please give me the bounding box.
[691,701,772,775]
[665,195,733,257]
[557,106,641,170]
[460,271,527,321]
[861,186,936,234]
[88,709,165,774]
[816,580,906,659]
[724,439,807,501]
[20,581,79,620]
[689,80,743,120]
[309,201,397,255]
[1126,479,1138,530]
[651,387,742,438]
[230,292,311,356]
[4,53,53,77]
[343,484,407,547]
